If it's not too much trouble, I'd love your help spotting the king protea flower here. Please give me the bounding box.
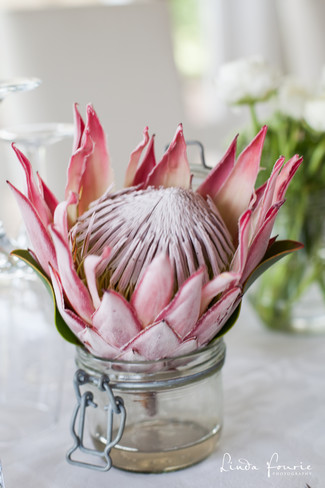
[9,104,303,361]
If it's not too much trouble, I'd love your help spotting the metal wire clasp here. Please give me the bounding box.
[66,369,126,471]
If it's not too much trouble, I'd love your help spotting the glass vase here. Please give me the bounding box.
[249,191,325,333]
[68,339,226,473]
[0,271,65,444]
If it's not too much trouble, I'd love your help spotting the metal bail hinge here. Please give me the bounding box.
[66,369,126,471]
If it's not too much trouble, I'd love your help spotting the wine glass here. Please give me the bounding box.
[0,460,5,488]
[0,79,70,443]
[0,124,74,446]
[0,77,41,272]
[0,77,41,102]
[0,122,74,251]
[0,122,74,183]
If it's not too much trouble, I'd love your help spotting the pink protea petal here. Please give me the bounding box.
[215,126,267,243]
[196,134,237,199]
[242,202,284,283]
[50,225,94,322]
[145,124,191,189]
[124,127,150,187]
[115,349,165,373]
[65,129,94,223]
[66,105,114,217]
[130,254,174,328]
[72,103,85,152]
[156,268,204,339]
[200,271,240,314]
[253,156,284,230]
[273,155,303,203]
[92,290,142,348]
[187,287,242,346]
[12,144,53,227]
[53,191,78,241]
[8,182,56,275]
[172,338,198,357]
[37,173,59,216]
[78,105,114,210]
[83,255,102,310]
[84,247,111,309]
[253,181,267,209]
[78,327,119,359]
[132,135,156,187]
[116,348,145,362]
[230,209,252,274]
[49,265,86,335]
[121,320,181,360]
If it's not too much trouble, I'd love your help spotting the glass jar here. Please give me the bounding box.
[249,191,325,333]
[70,339,226,473]
[0,271,65,444]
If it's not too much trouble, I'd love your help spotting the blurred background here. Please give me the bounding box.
[0,0,324,237]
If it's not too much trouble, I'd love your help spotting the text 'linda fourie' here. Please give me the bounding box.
[220,452,312,478]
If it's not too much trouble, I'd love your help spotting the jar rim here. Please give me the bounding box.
[77,337,225,367]
[75,338,226,389]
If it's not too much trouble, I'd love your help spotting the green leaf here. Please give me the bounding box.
[11,249,81,346]
[243,239,303,292]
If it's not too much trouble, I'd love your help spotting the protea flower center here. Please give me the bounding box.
[70,186,235,299]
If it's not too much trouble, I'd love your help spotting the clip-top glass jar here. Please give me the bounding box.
[68,338,226,473]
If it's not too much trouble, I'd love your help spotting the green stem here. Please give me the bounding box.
[308,137,325,175]
[248,102,260,134]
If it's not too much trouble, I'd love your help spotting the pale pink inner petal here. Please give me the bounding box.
[50,226,94,322]
[78,327,119,359]
[156,268,204,339]
[49,265,86,335]
[200,271,240,314]
[83,255,102,309]
[172,338,198,357]
[188,287,242,346]
[92,290,142,348]
[131,254,174,327]
[121,320,181,360]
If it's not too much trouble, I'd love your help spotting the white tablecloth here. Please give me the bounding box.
[1,299,324,487]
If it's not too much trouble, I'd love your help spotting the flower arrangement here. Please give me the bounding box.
[216,56,325,331]
[8,104,302,358]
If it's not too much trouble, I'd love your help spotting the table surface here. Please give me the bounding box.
[1,293,324,488]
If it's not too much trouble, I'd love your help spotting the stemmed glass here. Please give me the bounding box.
[0,122,74,184]
[0,77,41,102]
[0,77,41,272]
[0,82,73,443]
[0,460,5,488]
[0,122,74,252]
